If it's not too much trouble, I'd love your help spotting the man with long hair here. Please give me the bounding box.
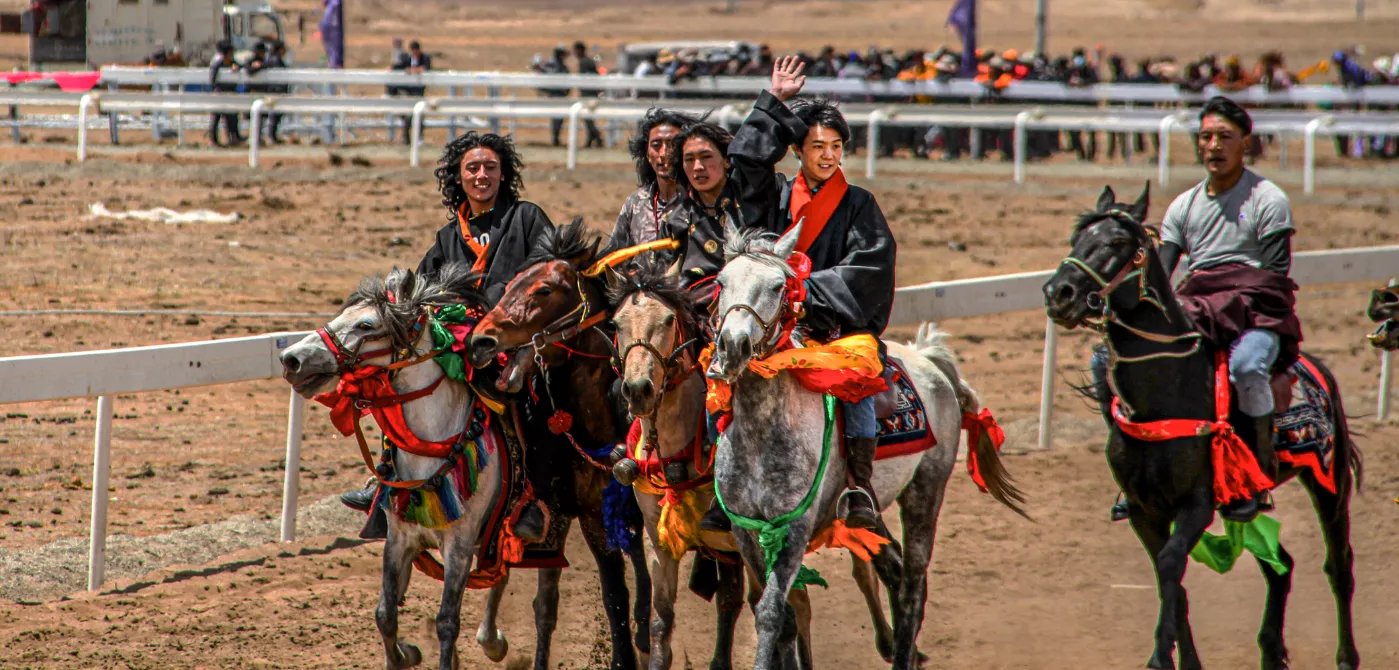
[606,109,699,252]
[341,131,557,540]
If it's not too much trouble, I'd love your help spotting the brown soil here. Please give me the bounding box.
[1,0,1398,666]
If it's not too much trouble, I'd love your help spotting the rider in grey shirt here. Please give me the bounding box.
[1159,168,1294,275]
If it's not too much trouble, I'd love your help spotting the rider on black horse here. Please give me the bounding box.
[1095,96,1301,524]
[339,131,558,541]
[699,56,898,532]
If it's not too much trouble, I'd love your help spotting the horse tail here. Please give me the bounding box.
[1308,353,1364,497]
[910,323,1029,518]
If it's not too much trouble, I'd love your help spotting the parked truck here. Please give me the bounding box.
[4,0,289,69]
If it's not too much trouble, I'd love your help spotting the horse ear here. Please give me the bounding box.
[722,213,740,247]
[1130,181,1150,223]
[664,254,684,280]
[773,221,802,260]
[1095,185,1117,212]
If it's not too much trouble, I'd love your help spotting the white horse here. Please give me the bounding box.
[706,223,1027,670]
[280,266,503,670]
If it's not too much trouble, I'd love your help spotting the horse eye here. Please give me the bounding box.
[356,321,375,331]
[533,287,553,297]
[769,284,784,293]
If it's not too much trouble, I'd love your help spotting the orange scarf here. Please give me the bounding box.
[786,169,849,254]
[457,203,491,275]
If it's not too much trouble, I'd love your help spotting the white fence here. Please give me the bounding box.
[92,66,1399,106]
[2,246,1396,591]
[7,90,1399,194]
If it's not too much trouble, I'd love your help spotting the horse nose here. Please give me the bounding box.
[720,329,751,363]
[468,335,499,367]
[280,351,302,375]
[622,378,655,408]
[1048,282,1076,312]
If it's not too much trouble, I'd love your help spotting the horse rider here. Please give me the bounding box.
[603,108,704,278]
[340,131,558,541]
[1096,96,1300,524]
[699,56,898,532]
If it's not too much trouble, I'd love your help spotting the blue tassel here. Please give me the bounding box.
[587,442,642,553]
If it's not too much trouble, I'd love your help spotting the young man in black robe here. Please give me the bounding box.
[700,56,898,531]
[342,131,557,540]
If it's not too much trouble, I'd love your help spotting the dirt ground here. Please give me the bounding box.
[1,0,1398,667]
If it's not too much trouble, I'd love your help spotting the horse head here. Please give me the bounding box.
[1042,182,1155,328]
[1366,285,1399,350]
[707,219,802,384]
[606,254,698,417]
[280,264,486,396]
[467,218,605,394]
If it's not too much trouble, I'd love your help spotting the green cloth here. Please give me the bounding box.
[714,394,836,590]
[428,306,472,383]
[1188,515,1288,576]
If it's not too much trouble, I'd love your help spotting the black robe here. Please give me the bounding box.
[728,91,898,339]
[417,197,554,307]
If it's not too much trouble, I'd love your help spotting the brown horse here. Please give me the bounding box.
[466,219,649,670]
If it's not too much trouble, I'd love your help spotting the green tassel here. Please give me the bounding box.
[792,565,828,591]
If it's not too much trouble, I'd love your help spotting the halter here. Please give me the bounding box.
[708,251,810,363]
[1059,208,1203,418]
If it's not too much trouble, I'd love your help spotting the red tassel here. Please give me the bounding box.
[1211,425,1274,505]
[547,410,573,435]
[715,412,732,435]
[961,409,1004,493]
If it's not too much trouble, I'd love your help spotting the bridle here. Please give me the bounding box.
[611,291,701,419]
[708,253,808,364]
[317,311,444,376]
[1058,209,1203,417]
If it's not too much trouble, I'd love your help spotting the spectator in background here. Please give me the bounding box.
[208,41,242,147]
[1132,58,1162,157]
[386,37,406,96]
[535,45,570,146]
[1065,47,1098,161]
[810,46,839,77]
[1213,55,1254,91]
[1257,52,1293,91]
[839,51,868,80]
[391,41,431,145]
[740,44,775,76]
[1105,54,1131,162]
[262,41,290,143]
[573,41,606,148]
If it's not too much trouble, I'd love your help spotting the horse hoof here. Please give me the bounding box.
[476,629,508,663]
[916,649,930,668]
[1146,651,1175,670]
[1337,664,1355,670]
[394,642,423,668]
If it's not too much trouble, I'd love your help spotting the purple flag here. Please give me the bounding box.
[319,0,344,69]
[946,0,977,78]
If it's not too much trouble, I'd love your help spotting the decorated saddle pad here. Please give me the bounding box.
[1274,353,1338,493]
[871,359,936,460]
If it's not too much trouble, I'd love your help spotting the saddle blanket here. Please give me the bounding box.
[864,359,936,460]
[1274,353,1338,493]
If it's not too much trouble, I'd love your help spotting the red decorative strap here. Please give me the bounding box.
[1109,352,1273,505]
[962,408,1005,493]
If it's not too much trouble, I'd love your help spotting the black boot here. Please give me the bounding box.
[1110,497,1130,522]
[841,436,880,530]
[699,500,732,532]
[513,501,547,543]
[340,484,376,512]
[358,504,388,540]
[1220,413,1276,523]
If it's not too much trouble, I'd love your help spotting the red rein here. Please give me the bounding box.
[1110,351,1273,506]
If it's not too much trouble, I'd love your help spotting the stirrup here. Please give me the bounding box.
[836,487,878,518]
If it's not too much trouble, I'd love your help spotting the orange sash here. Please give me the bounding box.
[786,169,849,254]
[457,203,491,275]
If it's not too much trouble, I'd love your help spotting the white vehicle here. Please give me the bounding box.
[11,0,288,69]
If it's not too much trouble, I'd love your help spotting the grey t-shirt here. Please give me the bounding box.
[1159,169,1295,273]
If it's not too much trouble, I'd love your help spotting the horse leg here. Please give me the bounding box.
[732,518,811,670]
[852,556,895,663]
[787,585,814,670]
[642,531,681,670]
[581,515,639,670]
[1256,543,1295,670]
[890,473,947,670]
[474,573,510,662]
[711,560,745,670]
[376,531,423,669]
[1130,500,1212,670]
[434,529,479,670]
[629,542,653,658]
[530,567,562,670]
[1303,478,1360,670]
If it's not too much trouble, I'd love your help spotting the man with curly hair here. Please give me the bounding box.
[418,131,556,307]
[342,131,558,540]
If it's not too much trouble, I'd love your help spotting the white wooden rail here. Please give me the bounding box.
[3,245,1397,590]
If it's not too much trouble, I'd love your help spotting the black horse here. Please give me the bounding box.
[1042,184,1362,670]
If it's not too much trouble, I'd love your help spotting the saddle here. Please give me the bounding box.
[872,357,903,419]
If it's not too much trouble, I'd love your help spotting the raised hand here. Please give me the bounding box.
[768,55,806,102]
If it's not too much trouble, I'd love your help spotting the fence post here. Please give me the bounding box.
[566,101,585,170]
[280,390,306,542]
[1157,114,1177,186]
[865,109,888,179]
[248,98,266,168]
[1037,318,1058,451]
[77,94,94,162]
[409,100,428,167]
[88,395,114,591]
[1303,115,1333,195]
[1013,110,1040,184]
[1379,277,1398,422]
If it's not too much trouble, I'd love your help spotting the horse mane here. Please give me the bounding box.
[721,226,795,277]
[342,262,486,352]
[525,217,600,267]
[1071,209,1154,247]
[604,255,701,334]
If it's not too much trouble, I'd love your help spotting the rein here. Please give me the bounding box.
[1061,212,1203,418]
